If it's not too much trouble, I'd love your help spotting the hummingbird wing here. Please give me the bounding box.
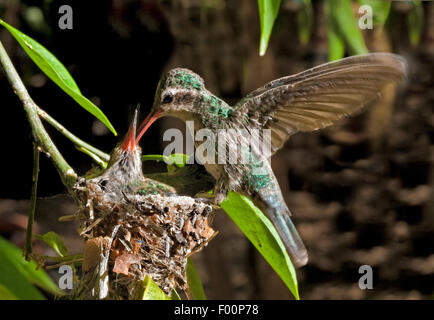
[234,53,407,154]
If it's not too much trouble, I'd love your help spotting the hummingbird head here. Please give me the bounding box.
[136,68,206,143]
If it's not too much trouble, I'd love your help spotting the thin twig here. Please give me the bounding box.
[39,253,84,263]
[0,39,77,190]
[24,143,40,261]
[37,107,110,163]
[45,259,84,270]
[78,146,107,169]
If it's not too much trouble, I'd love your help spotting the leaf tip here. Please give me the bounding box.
[259,42,267,56]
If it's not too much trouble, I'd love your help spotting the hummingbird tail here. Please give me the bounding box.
[265,205,308,268]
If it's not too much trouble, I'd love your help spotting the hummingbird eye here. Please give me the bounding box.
[162,93,173,104]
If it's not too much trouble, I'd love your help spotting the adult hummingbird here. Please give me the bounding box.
[135,53,407,267]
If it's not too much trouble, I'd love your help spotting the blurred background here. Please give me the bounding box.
[0,0,433,299]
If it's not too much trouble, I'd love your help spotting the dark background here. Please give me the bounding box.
[0,0,433,299]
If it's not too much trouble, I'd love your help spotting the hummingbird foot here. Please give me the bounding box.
[213,178,228,204]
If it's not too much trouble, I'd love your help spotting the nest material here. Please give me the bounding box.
[71,176,216,299]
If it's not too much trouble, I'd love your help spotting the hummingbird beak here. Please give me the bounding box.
[135,109,162,145]
[121,109,139,152]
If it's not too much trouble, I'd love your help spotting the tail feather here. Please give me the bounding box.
[272,210,308,268]
[254,194,308,268]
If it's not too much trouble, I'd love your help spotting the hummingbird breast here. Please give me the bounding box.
[192,112,270,194]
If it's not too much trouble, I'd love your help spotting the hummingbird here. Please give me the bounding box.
[135,53,407,268]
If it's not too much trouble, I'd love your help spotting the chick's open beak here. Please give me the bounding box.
[135,109,162,145]
[121,109,139,152]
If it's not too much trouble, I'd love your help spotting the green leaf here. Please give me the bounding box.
[407,1,424,45]
[327,27,345,61]
[142,154,166,162]
[34,231,68,257]
[296,0,313,45]
[0,284,19,300]
[170,289,181,300]
[324,0,345,61]
[166,153,190,167]
[186,258,206,300]
[0,236,64,299]
[139,275,172,300]
[326,0,368,56]
[220,191,299,300]
[23,7,49,33]
[142,153,190,172]
[0,19,117,136]
[358,0,391,27]
[258,0,282,56]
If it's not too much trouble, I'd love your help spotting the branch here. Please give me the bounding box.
[0,39,77,190]
[24,143,39,261]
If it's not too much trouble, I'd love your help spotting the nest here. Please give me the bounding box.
[71,176,216,299]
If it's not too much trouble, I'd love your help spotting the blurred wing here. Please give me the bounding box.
[235,53,407,154]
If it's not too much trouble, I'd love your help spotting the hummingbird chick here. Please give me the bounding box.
[136,53,407,268]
